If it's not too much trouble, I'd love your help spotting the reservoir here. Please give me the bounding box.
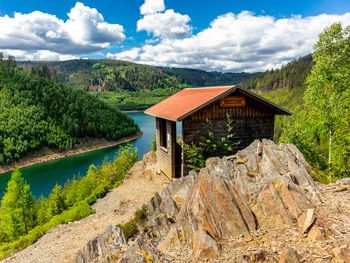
[0,112,155,199]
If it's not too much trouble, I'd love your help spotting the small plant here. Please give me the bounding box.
[152,137,156,152]
[117,204,147,240]
[182,115,240,172]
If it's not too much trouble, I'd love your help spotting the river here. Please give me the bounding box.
[0,112,155,199]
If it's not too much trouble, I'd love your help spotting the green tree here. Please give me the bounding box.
[304,23,350,177]
[0,170,35,240]
[46,184,66,217]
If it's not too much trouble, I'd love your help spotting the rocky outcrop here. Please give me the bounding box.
[75,139,350,262]
[144,139,322,260]
[75,226,126,263]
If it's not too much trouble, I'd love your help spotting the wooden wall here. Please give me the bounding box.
[182,92,275,175]
[155,117,176,179]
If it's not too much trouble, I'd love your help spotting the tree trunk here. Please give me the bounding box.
[328,130,332,164]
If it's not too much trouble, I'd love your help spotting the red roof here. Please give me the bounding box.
[144,85,291,121]
[144,85,235,121]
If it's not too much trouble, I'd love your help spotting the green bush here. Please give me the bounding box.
[117,204,147,240]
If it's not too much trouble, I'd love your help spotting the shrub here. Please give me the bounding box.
[117,205,147,240]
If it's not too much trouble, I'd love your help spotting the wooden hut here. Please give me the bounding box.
[145,85,291,179]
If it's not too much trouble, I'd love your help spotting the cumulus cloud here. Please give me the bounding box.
[0,2,125,60]
[110,11,350,72]
[137,9,192,39]
[140,0,165,15]
[137,0,191,40]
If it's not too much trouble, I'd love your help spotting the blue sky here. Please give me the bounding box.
[0,0,349,71]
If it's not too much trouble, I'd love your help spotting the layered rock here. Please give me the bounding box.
[140,139,321,260]
[75,226,126,263]
[75,139,350,262]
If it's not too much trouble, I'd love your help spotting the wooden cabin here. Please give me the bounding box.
[145,85,291,179]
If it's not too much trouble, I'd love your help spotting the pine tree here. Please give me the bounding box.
[0,170,35,240]
[47,184,66,217]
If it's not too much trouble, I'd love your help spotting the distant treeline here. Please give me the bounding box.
[241,55,313,90]
[18,60,257,92]
[0,56,139,164]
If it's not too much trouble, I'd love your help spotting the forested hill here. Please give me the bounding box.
[241,55,313,90]
[18,60,256,91]
[0,59,139,165]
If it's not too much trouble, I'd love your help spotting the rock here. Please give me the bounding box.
[110,140,332,262]
[251,249,267,262]
[278,247,300,263]
[236,250,266,263]
[308,224,325,241]
[335,185,349,192]
[307,219,326,241]
[158,168,257,259]
[301,209,316,233]
[142,169,153,181]
[74,225,126,263]
[332,245,350,263]
[335,177,350,186]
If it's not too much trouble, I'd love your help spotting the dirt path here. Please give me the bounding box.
[2,153,170,263]
[0,132,142,174]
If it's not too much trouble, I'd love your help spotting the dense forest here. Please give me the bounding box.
[241,54,313,90]
[19,60,256,92]
[0,58,139,165]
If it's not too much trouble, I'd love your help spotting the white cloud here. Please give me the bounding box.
[107,48,141,61]
[110,11,350,72]
[137,9,192,39]
[0,2,125,60]
[140,0,165,15]
[1,49,78,61]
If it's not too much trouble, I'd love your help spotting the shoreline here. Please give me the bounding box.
[0,132,143,175]
[122,110,146,113]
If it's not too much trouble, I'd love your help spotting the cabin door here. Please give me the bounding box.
[174,142,182,178]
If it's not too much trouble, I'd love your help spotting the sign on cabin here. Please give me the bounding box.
[145,85,291,179]
[220,96,246,107]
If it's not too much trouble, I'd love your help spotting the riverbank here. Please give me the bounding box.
[0,132,142,175]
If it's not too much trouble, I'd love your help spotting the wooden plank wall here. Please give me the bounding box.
[182,94,275,175]
[156,117,176,179]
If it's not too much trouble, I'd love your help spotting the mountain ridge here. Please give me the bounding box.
[18,59,258,91]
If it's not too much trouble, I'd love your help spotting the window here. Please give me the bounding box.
[159,119,168,148]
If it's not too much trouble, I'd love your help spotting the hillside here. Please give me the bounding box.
[0,59,139,165]
[18,60,256,92]
[241,54,313,90]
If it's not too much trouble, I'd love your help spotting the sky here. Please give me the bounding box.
[0,0,349,72]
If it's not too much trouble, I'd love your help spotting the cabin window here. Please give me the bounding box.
[159,119,168,148]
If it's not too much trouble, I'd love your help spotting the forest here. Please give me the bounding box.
[246,24,350,181]
[19,59,256,92]
[241,54,313,90]
[0,58,139,165]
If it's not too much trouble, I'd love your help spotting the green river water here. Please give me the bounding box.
[0,112,155,199]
